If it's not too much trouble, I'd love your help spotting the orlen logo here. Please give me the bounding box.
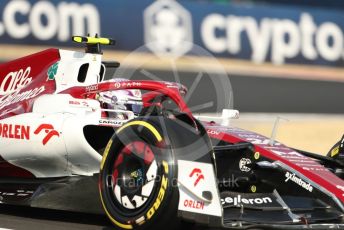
[34,124,59,145]
[0,123,30,140]
[0,67,31,95]
[189,168,204,187]
[183,199,204,210]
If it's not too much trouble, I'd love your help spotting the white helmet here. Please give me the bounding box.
[98,79,143,118]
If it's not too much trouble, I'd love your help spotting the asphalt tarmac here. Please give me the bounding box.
[0,205,210,230]
[0,205,111,230]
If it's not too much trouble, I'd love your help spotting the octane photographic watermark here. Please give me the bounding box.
[107,173,241,190]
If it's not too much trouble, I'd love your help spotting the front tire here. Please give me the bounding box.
[99,119,179,230]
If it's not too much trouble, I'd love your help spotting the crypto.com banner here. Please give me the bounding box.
[0,0,344,67]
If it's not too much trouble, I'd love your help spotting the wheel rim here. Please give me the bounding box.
[111,141,158,210]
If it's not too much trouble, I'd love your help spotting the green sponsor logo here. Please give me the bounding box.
[47,62,59,80]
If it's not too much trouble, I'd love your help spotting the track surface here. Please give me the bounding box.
[0,205,111,230]
[0,205,209,230]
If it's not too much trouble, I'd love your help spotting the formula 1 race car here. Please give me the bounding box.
[1,36,344,230]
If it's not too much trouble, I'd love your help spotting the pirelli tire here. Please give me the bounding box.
[99,118,180,230]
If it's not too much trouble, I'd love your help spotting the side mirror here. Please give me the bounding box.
[221,109,239,126]
[194,109,239,126]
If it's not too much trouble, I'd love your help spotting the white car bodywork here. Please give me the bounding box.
[0,50,104,178]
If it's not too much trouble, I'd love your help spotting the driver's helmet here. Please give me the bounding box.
[98,80,143,118]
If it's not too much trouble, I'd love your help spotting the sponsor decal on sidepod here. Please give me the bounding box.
[0,123,59,145]
[34,124,59,145]
[0,67,45,110]
[0,123,30,140]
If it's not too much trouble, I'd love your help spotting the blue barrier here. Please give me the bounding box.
[0,0,343,67]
